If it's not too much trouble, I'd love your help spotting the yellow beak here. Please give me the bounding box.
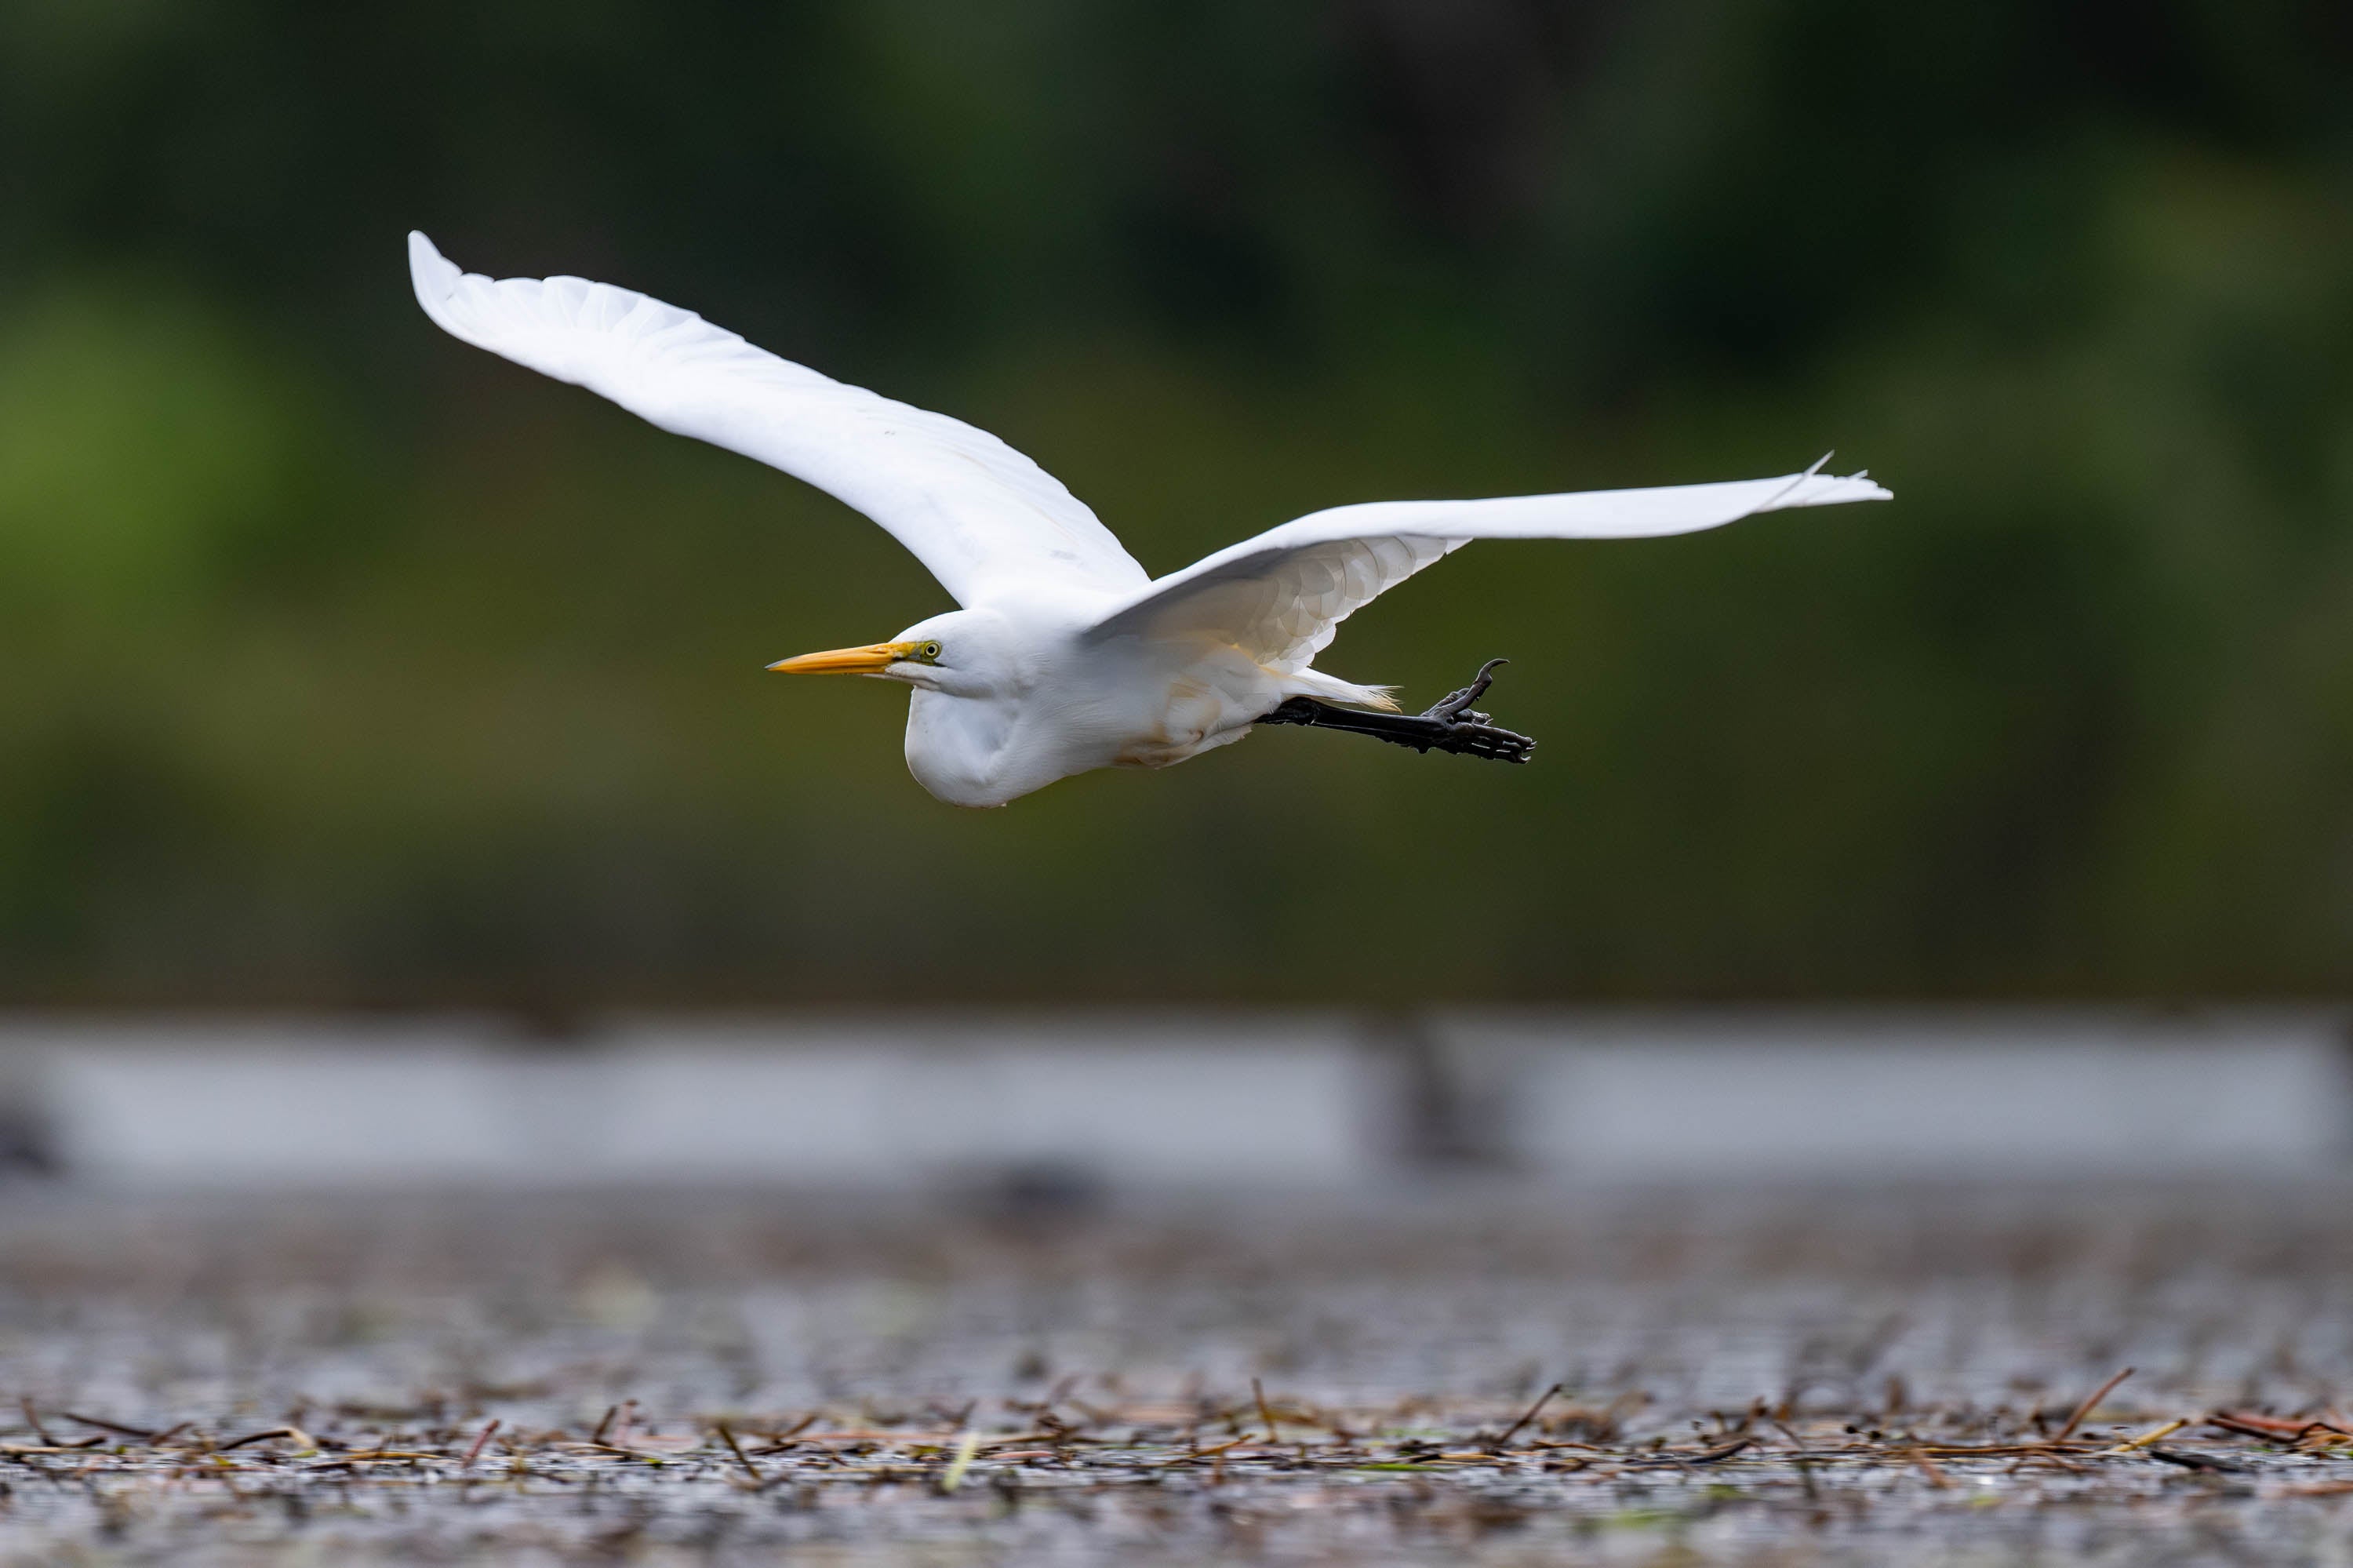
[765,640,922,676]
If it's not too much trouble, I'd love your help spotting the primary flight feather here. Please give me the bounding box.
[408,231,1890,806]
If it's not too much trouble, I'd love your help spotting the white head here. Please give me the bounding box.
[768,609,1051,806]
[765,608,1025,700]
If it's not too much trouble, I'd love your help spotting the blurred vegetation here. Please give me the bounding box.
[4,1,2351,1006]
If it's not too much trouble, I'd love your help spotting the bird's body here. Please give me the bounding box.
[408,233,1891,806]
[829,595,1344,806]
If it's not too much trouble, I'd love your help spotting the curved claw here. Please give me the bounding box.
[1255,657,1535,764]
[1424,658,1509,724]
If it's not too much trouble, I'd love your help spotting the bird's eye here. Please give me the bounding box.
[919,641,943,662]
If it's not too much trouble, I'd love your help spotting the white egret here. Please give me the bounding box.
[408,232,1890,806]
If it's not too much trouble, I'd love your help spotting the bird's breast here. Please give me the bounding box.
[902,690,1025,806]
[899,646,1286,804]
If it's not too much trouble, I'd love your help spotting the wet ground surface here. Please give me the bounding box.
[0,1181,2351,1563]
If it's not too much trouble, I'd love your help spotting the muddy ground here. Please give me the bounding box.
[0,1181,2349,1564]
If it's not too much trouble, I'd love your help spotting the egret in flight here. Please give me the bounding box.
[409,233,1889,806]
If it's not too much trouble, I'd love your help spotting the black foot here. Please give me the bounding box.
[1256,658,1536,763]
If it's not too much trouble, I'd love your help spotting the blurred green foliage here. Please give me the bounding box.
[4,1,2351,1006]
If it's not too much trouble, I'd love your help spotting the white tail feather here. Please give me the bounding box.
[1285,668,1400,711]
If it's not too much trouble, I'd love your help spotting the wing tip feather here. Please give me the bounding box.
[1776,462,1893,509]
[407,230,464,327]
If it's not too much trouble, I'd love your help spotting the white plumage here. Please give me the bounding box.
[409,232,1891,806]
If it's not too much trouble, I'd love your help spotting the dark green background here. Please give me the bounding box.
[5,2,2350,1006]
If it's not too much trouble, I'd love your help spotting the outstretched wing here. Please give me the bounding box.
[407,232,1148,606]
[1084,467,1891,671]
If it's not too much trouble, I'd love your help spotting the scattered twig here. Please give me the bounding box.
[2053,1368,2135,1442]
[940,1431,980,1493]
[216,1428,302,1452]
[2210,1410,2353,1442]
[59,1411,160,1442]
[1487,1384,1564,1452]
[464,1420,501,1466]
[1687,1438,1757,1465]
[2105,1418,2188,1453]
[715,1423,760,1482]
[1623,1438,1755,1468]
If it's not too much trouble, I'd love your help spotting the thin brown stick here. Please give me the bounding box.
[463,1420,500,1466]
[1621,1438,1755,1468]
[216,1428,299,1452]
[2006,1450,2091,1475]
[1687,1437,1756,1464]
[59,1411,155,1442]
[2210,1410,2353,1442]
[1489,1384,1565,1451]
[1253,1379,1278,1444]
[18,1400,53,1447]
[717,1422,761,1483]
[747,1412,820,1453]
[2054,1367,2135,1442]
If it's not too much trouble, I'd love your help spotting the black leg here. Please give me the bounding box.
[1257,658,1536,763]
